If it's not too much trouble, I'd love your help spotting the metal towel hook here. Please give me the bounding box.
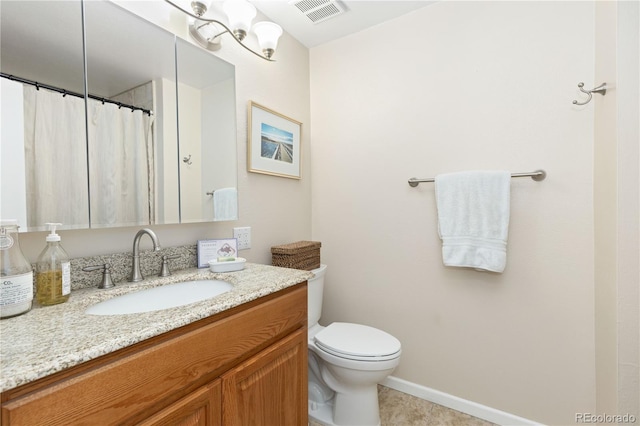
[573,82,607,106]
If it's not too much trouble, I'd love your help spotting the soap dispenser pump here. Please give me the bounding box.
[35,223,71,306]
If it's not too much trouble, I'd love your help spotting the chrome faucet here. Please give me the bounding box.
[129,228,161,282]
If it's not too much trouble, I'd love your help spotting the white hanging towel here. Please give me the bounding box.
[435,170,511,273]
[213,187,238,221]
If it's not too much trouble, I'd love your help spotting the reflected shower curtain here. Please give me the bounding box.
[23,85,89,229]
[87,100,155,227]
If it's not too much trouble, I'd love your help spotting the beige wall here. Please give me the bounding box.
[594,0,618,415]
[614,0,640,418]
[594,0,639,419]
[310,2,597,424]
[17,1,312,266]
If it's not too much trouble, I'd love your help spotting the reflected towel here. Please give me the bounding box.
[213,187,238,221]
[435,170,511,273]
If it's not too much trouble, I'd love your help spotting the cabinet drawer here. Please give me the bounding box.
[1,285,306,425]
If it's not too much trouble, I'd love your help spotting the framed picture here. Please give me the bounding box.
[197,238,238,268]
[248,101,302,179]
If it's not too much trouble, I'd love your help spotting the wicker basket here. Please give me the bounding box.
[271,241,321,271]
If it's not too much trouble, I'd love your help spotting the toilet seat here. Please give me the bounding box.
[314,322,401,362]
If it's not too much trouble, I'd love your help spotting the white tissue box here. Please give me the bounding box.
[208,257,246,273]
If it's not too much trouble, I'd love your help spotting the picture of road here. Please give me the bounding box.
[260,123,294,164]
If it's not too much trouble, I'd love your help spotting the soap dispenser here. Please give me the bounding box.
[36,223,70,305]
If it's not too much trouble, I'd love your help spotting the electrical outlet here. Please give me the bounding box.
[233,227,251,250]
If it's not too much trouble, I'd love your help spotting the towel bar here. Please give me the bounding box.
[408,169,546,187]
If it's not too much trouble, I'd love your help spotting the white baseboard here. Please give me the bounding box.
[381,376,542,426]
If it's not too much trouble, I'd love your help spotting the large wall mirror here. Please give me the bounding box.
[0,0,238,232]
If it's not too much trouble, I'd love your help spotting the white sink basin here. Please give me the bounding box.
[85,280,233,315]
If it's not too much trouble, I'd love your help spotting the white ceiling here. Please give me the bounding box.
[252,1,436,48]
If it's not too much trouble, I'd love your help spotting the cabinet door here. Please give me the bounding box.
[222,327,308,426]
[139,380,221,426]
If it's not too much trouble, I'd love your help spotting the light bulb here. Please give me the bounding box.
[223,0,256,41]
[253,22,283,59]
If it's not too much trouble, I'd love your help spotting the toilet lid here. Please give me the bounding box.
[314,322,401,360]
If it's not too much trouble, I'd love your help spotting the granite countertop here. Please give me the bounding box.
[0,263,313,393]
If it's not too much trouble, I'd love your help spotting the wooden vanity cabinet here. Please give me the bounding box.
[1,284,308,426]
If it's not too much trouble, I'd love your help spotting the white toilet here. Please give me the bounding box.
[307,265,401,426]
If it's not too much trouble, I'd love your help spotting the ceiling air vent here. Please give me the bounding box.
[289,0,345,24]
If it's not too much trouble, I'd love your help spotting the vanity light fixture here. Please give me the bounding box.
[165,0,283,61]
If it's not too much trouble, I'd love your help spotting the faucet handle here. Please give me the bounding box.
[159,255,180,277]
[82,264,115,289]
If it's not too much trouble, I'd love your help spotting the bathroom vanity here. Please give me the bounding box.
[0,264,312,425]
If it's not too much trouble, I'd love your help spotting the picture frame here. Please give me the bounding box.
[248,101,302,179]
[197,238,238,268]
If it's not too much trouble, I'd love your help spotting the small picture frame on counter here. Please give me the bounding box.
[197,238,238,268]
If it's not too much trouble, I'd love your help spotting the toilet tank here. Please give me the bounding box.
[307,264,327,328]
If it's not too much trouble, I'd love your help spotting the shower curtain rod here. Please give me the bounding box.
[1,73,153,116]
[408,169,547,187]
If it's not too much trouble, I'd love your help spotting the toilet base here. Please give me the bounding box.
[309,398,335,426]
[309,398,382,426]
